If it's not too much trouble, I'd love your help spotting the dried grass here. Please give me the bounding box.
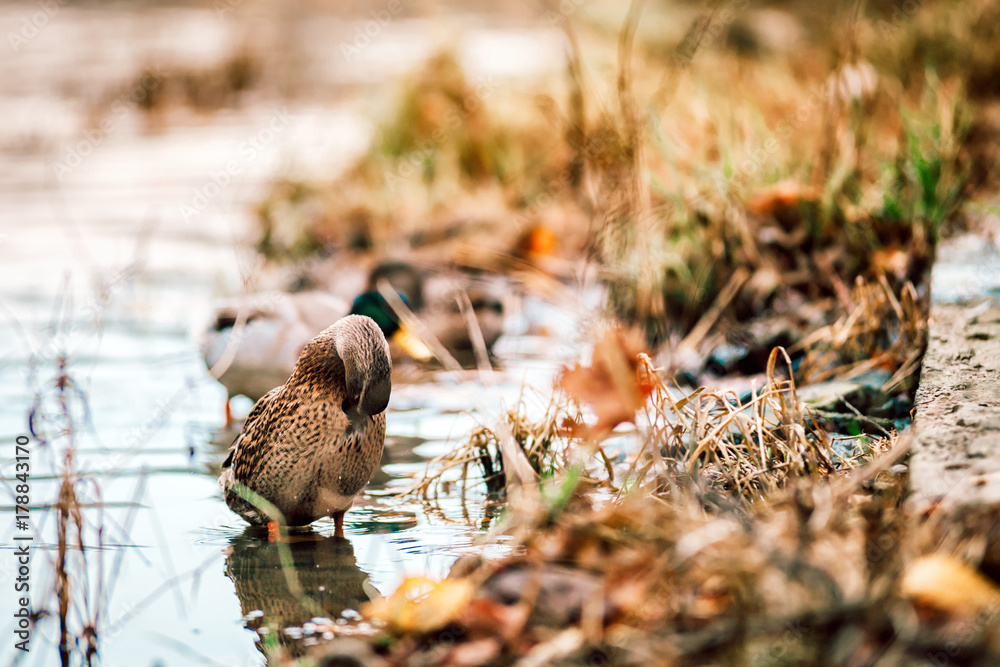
[406,337,895,515]
[407,392,584,502]
[793,276,929,396]
[26,352,106,667]
[362,435,934,666]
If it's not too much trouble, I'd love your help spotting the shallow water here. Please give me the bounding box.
[0,4,579,665]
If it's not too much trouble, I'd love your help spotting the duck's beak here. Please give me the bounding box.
[392,324,433,362]
[344,404,368,432]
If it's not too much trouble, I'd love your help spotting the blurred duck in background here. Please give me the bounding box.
[202,260,505,424]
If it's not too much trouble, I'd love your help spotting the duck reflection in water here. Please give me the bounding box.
[224,528,379,656]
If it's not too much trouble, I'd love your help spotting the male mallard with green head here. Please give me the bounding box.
[219,314,391,536]
[203,261,504,421]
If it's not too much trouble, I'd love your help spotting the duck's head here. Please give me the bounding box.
[348,261,426,336]
[348,291,404,338]
[351,285,431,360]
[330,315,392,427]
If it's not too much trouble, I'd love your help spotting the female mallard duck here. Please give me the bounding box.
[202,261,504,418]
[219,314,390,535]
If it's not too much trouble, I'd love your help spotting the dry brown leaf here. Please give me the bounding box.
[516,224,558,257]
[558,327,654,439]
[900,554,1000,619]
[747,180,819,217]
[363,576,474,634]
[871,246,910,281]
[446,638,503,666]
[689,574,734,621]
[459,597,530,641]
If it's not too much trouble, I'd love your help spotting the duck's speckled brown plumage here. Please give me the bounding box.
[220,315,391,529]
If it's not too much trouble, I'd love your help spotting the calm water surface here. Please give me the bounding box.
[0,4,580,665]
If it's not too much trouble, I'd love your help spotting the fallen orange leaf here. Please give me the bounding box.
[559,327,653,439]
[747,180,819,217]
[871,246,910,280]
[901,554,1000,618]
[363,576,474,634]
[516,224,558,257]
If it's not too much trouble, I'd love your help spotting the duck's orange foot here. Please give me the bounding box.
[267,520,281,542]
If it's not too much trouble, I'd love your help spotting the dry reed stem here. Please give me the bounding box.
[408,338,891,511]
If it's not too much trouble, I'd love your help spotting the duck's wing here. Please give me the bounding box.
[209,290,347,333]
[204,292,348,401]
[203,319,299,393]
[222,385,283,470]
[288,292,350,333]
[208,292,293,330]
